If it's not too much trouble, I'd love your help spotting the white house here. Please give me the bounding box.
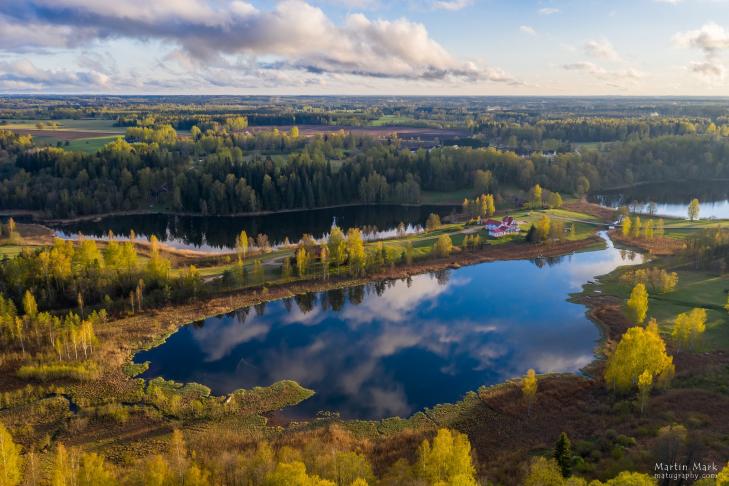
[487,216,520,237]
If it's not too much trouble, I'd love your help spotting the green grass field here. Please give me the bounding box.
[368,115,429,127]
[587,263,729,352]
[0,244,26,257]
[65,136,120,153]
[573,141,618,152]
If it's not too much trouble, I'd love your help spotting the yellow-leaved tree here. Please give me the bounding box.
[522,369,538,416]
[0,422,21,486]
[716,461,729,485]
[264,461,334,486]
[604,322,675,395]
[622,217,632,238]
[415,428,477,486]
[626,283,649,325]
[672,308,708,351]
[433,234,453,258]
[346,228,366,276]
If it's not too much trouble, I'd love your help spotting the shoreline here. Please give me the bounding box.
[594,177,729,192]
[114,235,610,423]
[1,201,461,225]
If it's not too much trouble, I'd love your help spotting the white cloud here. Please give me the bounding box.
[674,22,729,81]
[538,7,559,15]
[0,0,518,86]
[584,39,622,62]
[563,61,607,76]
[673,22,729,54]
[562,61,644,84]
[520,25,537,36]
[0,58,111,90]
[432,0,473,10]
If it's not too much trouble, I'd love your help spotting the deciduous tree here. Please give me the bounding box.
[626,283,649,325]
[415,429,477,486]
[604,323,674,394]
[522,369,538,415]
[0,422,21,486]
[433,234,453,258]
[688,198,700,221]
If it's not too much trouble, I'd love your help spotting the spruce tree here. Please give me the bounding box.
[554,432,573,478]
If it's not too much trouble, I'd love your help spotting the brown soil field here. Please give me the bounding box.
[9,128,121,140]
[609,230,687,256]
[563,200,616,221]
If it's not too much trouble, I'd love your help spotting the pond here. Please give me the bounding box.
[591,180,729,219]
[134,234,643,420]
[52,204,458,252]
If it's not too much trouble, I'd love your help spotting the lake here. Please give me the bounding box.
[134,234,642,420]
[52,204,457,252]
[592,180,729,219]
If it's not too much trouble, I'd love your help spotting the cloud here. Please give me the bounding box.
[674,22,729,80]
[0,58,111,90]
[562,61,606,75]
[0,0,516,85]
[689,60,726,80]
[562,61,644,85]
[519,25,537,36]
[432,0,473,10]
[673,22,729,55]
[584,39,621,61]
[538,7,559,15]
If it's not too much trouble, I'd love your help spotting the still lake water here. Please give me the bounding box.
[135,234,643,420]
[52,204,457,252]
[592,180,729,219]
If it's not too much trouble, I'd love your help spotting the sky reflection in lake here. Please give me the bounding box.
[592,180,729,219]
[136,237,643,419]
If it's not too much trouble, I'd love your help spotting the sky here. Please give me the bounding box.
[1,0,729,95]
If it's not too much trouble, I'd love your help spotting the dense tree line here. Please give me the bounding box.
[475,116,727,148]
[2,124,729,218]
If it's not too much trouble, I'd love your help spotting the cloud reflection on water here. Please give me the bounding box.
[137,236,642,419]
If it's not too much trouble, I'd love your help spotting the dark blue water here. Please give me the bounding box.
[135,235,642,419]
[52,204,458,252]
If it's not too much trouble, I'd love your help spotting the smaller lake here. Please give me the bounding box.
[52,204,457,252]
[592,180,729,219]
[135,234,643,420]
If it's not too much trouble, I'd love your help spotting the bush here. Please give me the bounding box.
[96,402,129,424]
[17,362,99,382]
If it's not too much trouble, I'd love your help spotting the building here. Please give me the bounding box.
[487,215,520,237]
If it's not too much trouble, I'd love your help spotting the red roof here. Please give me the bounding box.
[485,219,501,226]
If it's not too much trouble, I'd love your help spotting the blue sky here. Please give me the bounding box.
[1,0,729,95]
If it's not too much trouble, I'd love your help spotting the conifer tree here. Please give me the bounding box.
[554,432,573,478]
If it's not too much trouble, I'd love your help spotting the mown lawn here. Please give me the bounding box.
[590,264,729,352]
[65,135,120,153]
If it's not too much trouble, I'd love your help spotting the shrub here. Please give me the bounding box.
[17,362,99,382]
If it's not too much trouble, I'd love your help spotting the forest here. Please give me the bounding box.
[2,115,729,218]
[2,96,729,485]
